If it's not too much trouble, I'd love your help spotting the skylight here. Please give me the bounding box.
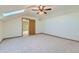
[3,9,25,16]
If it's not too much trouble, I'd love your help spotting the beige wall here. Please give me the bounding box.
[42,12,79,41]
[3,19,22,38]
[0,21,3,41]
[36,19,43,33]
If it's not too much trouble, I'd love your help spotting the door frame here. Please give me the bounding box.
[21,18,36,36]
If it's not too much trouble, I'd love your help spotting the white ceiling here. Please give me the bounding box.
[0,5,79,21]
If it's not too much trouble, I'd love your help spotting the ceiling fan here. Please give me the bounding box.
[32,5,52,15]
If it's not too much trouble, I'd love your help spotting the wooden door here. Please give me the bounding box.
[29,20,35,35]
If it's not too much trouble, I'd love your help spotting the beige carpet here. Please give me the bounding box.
[0,34,79,53]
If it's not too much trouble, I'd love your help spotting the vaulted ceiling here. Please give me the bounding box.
[0,5,79,21]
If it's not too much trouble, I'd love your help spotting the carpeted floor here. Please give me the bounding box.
[0,34,79,53]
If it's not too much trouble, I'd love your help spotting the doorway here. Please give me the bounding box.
[22,18,36,36]
[22,19,29,36]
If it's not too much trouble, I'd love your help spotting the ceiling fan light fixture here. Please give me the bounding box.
[38,11,44,15]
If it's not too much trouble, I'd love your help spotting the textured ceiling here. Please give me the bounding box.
[0,5,79,21]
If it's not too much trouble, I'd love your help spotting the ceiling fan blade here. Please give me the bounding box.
[38,5,46,11]
[44,12,47,14]
[38,5,41,10]
[42,5,46,9]
[45,8,52,10]
[37,12,40,14]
